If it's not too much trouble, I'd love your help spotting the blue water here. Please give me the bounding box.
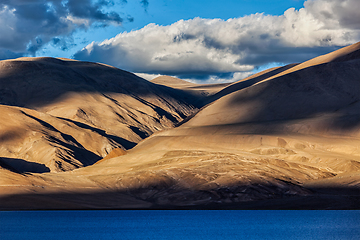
[1,210,359,240]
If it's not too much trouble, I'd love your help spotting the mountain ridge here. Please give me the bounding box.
[0,57,204,172]
[1,42,360,209]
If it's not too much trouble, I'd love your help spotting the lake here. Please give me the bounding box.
[1,210,359,240]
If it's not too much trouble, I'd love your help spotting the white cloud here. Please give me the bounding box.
[304,0,360,29]
[74,0,360,83]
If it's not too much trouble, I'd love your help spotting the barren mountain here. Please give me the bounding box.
[1,43,360,210]
[152,75,229,98]
[0,58,202,173]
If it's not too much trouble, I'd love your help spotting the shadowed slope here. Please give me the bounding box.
[206,64,299,104]
[199,42,360,109]
[0,57,200,133]
[0,57,201,173]
[186,42,360,129]
[0,57,196,108]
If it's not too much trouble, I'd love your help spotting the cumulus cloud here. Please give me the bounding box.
[304,0,360,29]
[74,0,360,81]
[0,0,125,57]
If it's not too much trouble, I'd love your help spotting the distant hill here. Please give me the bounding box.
[151,75,230,104]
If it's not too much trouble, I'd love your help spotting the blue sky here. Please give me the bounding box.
[39,0,307,59]
[1,0,360,83]
[120,0,307,30]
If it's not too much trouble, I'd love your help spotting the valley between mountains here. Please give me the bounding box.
[1,42,360,209]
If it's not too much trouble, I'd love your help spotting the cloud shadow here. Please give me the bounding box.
[0,184,359,210]
[0,157,50,174]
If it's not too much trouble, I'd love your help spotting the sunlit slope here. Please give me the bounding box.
[0,105,124,172]
[151,75,197,88]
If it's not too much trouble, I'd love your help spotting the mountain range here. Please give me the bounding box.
[1,42,360,209]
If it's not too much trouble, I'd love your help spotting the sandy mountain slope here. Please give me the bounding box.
[151,75,198,88]
[0,58,201,173]
[151,75,230,105]
[54,41,360,209]
[114,41,360,208]
[185,46,360,129]
[1,43,360,210]
[0,105,122,172]
[204,42,360,105]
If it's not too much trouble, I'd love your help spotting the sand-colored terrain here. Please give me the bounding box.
[1,43,360,209]
[152,75,230,99]
[0,58,202,173]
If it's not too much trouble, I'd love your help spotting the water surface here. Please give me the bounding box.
[1,210,359,240]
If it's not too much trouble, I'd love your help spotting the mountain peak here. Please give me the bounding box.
[151,75,196,88]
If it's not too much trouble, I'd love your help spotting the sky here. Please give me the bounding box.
[1,0,360,83]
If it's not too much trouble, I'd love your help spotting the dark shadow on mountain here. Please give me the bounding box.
[0,57,205,111]
[17,112,102,167]
[332,47,360,63]
[177,59,360,129]
[22,111,58,131]
[45,135,102,167]
[131,95,180,122]
[328,100,360,132]
[0,130,25,144]
[0,183,359,210]
[221,58,360,132]
[203,186,360,210]
[57,117,137,149]
[206,63,299,105]
[22,111,87,149]
[175,64,299,127]
[0,157,50,174]
[129,126,149,139]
